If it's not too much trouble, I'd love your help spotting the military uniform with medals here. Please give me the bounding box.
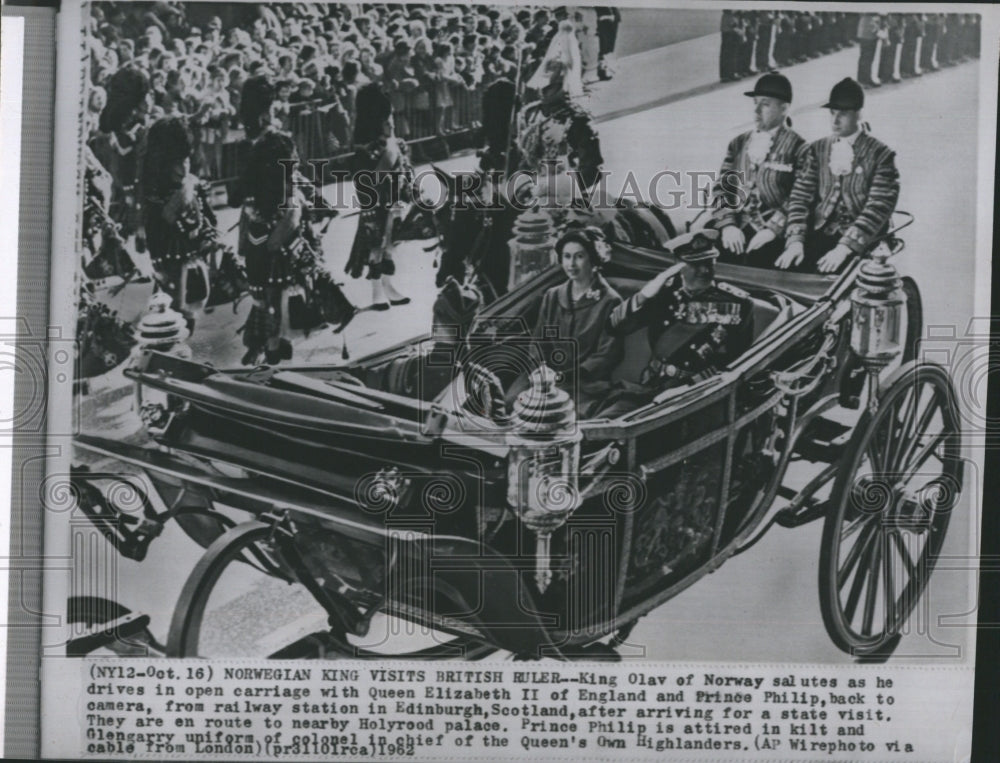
[595,230,754,419]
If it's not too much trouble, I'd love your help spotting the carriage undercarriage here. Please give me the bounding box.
[69,356,961,663]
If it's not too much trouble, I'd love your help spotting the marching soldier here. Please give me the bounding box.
[777,78,900,274]
[712,73,806,268]
[138,115,246,333]
[594,229,754,419]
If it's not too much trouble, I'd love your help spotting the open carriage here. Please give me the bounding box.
[69,211,962,662]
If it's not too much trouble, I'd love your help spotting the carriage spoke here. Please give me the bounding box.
[861,533,883,636]
[882,532,897,629]
[866,421,891,473]
[839,520,877,590]
[904,431,949,475]
[889,529,919,581]
[840,511,874,543]
[843,524,879,623]
[893,391,942,473]
[886,385,918,474]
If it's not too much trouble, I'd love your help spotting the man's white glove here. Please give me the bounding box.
[775,241,804,269]
[721,225,746,255]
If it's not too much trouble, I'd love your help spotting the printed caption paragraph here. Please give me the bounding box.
[55,660,972,760]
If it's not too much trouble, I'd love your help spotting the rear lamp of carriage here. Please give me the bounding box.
[506,365,582,593]
[850,244,907,412]
[130,293,193,433]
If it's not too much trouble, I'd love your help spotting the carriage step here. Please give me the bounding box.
[66,612,153,657]
[775,500,828,528]
[795,416,851,463]
[269,632,347,660]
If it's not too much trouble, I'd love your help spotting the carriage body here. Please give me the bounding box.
[71,228,962,660]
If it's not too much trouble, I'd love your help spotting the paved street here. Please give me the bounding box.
[67,40,983,664]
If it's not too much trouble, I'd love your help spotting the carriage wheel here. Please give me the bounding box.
[167,521,315,657]
[819,362,962,658]
[167,521,496,659]
[900,276,922,363]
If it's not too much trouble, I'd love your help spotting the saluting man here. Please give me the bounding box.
[712,73,806,268]
[595,230,754,419]
[777,78,900,273]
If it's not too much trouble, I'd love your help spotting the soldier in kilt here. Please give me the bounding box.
[346,84,413,310]
[238,129,354,366]
[138,115,245,335]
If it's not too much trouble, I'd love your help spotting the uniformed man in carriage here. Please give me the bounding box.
[504,56,604,289]
[776,77,900,273]
[516,56,603,207]
[711,73,807,268]
[594,229,754,419]
[431,77,522,300]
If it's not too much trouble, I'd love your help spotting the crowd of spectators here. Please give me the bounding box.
[86,2,584,182]
[719,11,981,84]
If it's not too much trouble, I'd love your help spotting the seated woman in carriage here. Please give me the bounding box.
[506,226,623,418]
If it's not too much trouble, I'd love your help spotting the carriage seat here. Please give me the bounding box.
[605,278,789,384]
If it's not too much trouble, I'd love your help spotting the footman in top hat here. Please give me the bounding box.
[594,229,754,419]
[712,72,807,268]
[777,78,900,273]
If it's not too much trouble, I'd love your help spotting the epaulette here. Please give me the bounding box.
[716,281,751,300]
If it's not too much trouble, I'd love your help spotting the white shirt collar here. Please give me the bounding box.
[837,129,861,146]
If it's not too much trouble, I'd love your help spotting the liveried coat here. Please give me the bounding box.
[711,124,808,235]
[785,131,900,254]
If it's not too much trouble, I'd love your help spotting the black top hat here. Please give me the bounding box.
[823,77,864,110]
[670,229,720,262]
[744,72,792,103]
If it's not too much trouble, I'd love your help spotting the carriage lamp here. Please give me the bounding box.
[507,364,582,593]
[850,245,907,414]
[131,292,192,429]
[507,210,556,291]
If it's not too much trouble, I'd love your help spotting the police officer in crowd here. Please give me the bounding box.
[594,230,754,419]
[712,73,806,268]
[776,78,899,274]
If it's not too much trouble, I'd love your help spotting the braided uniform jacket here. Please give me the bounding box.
[785,132,900,254]
[609,274,755,387]
[711,125,807,234]
[517,97,604,190]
